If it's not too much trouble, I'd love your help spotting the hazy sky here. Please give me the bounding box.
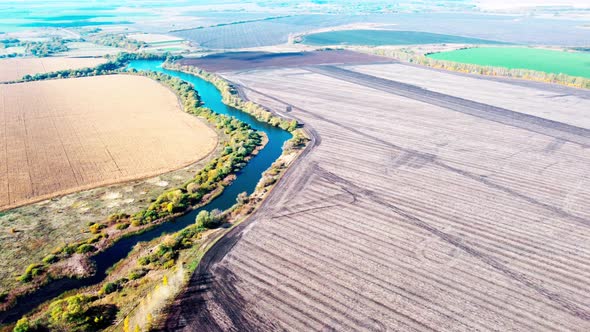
[476,0,590,9]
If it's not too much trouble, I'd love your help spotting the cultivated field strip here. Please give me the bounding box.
[347,63,590,128]
[233,69,590,219]
[167,65,590,331]
[306,65,590,146]
[246,217,570,331]
[0,75,217,210]
[178,50,393,73]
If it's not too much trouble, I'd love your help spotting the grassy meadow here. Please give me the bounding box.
[428,47,590,78]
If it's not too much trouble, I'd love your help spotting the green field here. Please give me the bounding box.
[302,30,503,46]
[428,47,590,78]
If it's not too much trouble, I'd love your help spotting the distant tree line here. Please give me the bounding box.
[0,52,18,59]
[0,33,150,59]
[13,52,171,83]
[89,33,148,51]
[24,37,70,57]
[0,37,72,58]
[0,38,21,58]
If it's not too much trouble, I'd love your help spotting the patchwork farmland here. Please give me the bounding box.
[171,13,590,50]
[164,61,590,331]
[178,50,393,72]
[172,15,365,49]
[0,75,217,210]
[0,57,107,82]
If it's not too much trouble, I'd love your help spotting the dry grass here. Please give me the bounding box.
[169,65,590,331]
[0,57,107,82]
[0,74,218,211]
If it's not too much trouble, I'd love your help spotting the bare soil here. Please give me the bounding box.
[178,50,393,72]
[164,64,590,331]
[348,63,590,129]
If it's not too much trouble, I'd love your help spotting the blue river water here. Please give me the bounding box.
[0,60,291,323]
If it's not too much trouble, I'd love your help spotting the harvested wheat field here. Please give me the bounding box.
[0,57,107,82]
[0,75,217,211]
[165,63,590,331]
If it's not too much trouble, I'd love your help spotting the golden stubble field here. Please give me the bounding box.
[0,57,107,82]
[0,74,218,211]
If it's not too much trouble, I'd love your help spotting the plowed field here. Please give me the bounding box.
[165,63,590,331]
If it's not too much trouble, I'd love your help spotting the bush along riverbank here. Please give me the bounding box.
[162,62,300,132]
[0,58,265,320]
[5,61,310,332]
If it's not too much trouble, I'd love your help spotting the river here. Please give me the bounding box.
[0,60,291,324]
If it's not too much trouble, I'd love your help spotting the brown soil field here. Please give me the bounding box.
[165,64,590,331]
[178,50,393,72]
[0,57,107,82]
[0,75,217,211]
[348,63,590,129]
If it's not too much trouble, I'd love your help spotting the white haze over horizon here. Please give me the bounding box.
[476,0,590,10]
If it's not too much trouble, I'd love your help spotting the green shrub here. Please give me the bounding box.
[195,210,222,229]
[47,294,116,331]
[100,282,119,295]
[107,212,130,224]
[19,264,45,283]
[13,317,31,332]
[88,223,106,234]
[76,244,96,254]
[115,223,130,230]
[162,259,175,269]
[128,268,148,280]
[42,254,58,264]
[63,244,78,256]
[138,256,151,266]
[49,295,92,324]
[87,234,104,244]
